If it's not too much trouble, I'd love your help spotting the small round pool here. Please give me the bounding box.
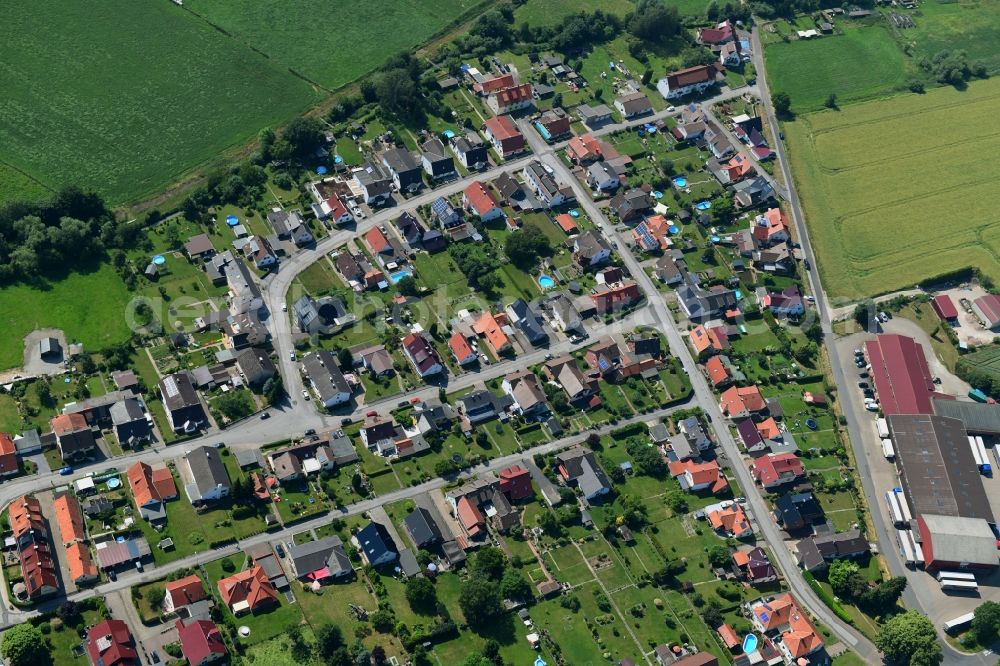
[107,477,122,489]
[734,289,743,300]
[333,155,343,164]
[653,191,664,199]
[673,176,688,188]
[316,165,328,175]
[442,129,456,139]
[695,200,712,210]
[743,634,758,653]
[538,275,556,289]
[152,255,165,266]
[668,225,679,234]
[226,215,239,226]
[569,209,580,218]
[710,235,721,243]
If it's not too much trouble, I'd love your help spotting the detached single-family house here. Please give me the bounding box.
[502,370,548,418]
[506,298,548,346]
[158,373,206,433]
[431,196,463,232]
[50,413,97,462]
[761,286,804,317]
[797,529,870,572]
[537,108,571,140]
[609,189,652,224]
[217,565,278,615]
[586,161,621,192]
[451,132,489,170]
[574,230,612,268]
[463,181,504,222]
[707,503,752,538]
[656,64,721,99]
[403,508,444,549]
[402,332,443,378]
[180,446,231,505]
[719,384,767,419]
[733,547,777,584]
[176,618,228,666]
[567,134,603,164]
[382,147,423,193]
[751,208,789,246]
[543,355,595,403]
[522,161,571,208]
[482,116,525,159]
[420,138,457,180]
[556,448,611,502]
[268,209,315,244]
[288,535,353,582]
[486,83,534,115]
[668,459,729,494]
[750,594,824,663]
[614,92,653,119]
[302,350,353,408]
[697,20,734,45]
[354,161,393,206]
[86,619,138,666]
[356,522,399,566]
[752,453,805,490]
[448,331,478,366]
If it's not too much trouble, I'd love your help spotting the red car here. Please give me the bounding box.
[366,410,378,417]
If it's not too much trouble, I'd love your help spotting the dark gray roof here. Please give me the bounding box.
[932,398,1000,435]
[109,398,145,425]
[404,507,443,547]
[184,446,231,500]
[159,372,200,411]
[508,299,548,344]
[289,535,352,578]
[302,350,352,403]
[382,147,420,174]
[556,448,610,499]
[357,522,398,563]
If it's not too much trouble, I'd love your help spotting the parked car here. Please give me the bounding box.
[858,381,869,389]
[301,390,310,401]
[260,412,270,420]
[304,428,316,437]
[341,417,354,426]
[281,303,287,312]
[366,410,378,417]
[58,466,74,476]
[275,543,286,558]
[289,350,296,361]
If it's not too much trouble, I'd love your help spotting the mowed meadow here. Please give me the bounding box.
[185,0,487,90]
[0,1,320,205]
[785,77,1000,299]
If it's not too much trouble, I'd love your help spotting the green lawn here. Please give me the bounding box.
[513,0,634,26]
[766,25,910,112]
[899,0,1000,75]
[784,76,1000,299]
[184,0,484,90]
[0,0,317,204]
[0,262,131,370]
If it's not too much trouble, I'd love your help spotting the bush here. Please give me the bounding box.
[220,558,235,573]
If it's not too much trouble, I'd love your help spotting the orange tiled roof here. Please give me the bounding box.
[473,312,510,352]
[51,413,87,436]
[128,462,177,508]
[66,542,97,582]
[567,134,602,162]
[752,207,788,243]
[756,417,781,440]
[708,503,751,537]
[456,496,485,536]
[464,181,500,216]
[555,214,578,233]
[720,384,766,415]
[217,566,278,613]
[448,332,475,362]
[53,494,86,545]
[704,356,729,386]
[668,459,729,493]
[166,574,207,608]
[9,495,45,539]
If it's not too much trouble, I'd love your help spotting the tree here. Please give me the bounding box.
[659,157,675,175]
[281,116,325,160]
[396,275,420,297]
[875,610,942,666]
[406,575,438,614]
[337,347,354,371]
[628,0,681,42]
[147,585,166,609]
[824,93,838,109]
[858,576,906,614]
[376,68,418,115]
[372,645,388,666]
[625,440,666,477]
[472,546,507,581]
[459,578,503,627]
[263,373,285,405]
[459,655,493,666]
[827,560,867,599]
[215,390,254,421]
[505,225,552,270]
[707,545,731,569]
[701,599,724,628]
[971,601,1000,646]
[500,568,532,602]
[772,92,792,118]
[316,623,345,660]
[853,299,876,331]
[35,381,53,407]
[370,608,395,632]
[1,624,48,666]
[57,600,80,623]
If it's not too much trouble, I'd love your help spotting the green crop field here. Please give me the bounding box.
[185,0,485,90]
[0,1,318,205]
[957,346,1000,384]
[0,163,51,203]
[765,26,910,112]
[900,0,1000,74]
[0,263,132,369]
[785,77,1000,299]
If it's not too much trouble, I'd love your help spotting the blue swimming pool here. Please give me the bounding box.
[442,129,456,139]
[653,191,664,199]
[389,269,413,284]
[673,176,688,188]
[695,200,712,210]
[569,209,580,218]
[734,289,743,300]
[152,255,165,266]
[742,634,758,653]
[538,275,556,289]
[710,235,720,243]
[668,225,679,234]
[226,215,239,226]
[316,165,328,175]
[534,122,552,141]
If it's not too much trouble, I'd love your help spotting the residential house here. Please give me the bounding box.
[473,311,513,355]
[655,253,685,285]
[573,230,612,268]
[548,292,585,334]
[217,565,278,615]
[586,161,621,192]
[720,41,744,67]
[302,350,353,408]
[354,161,393,206]
[358,345,395,377]
[755,208,790,245]
[556,448,611,502]
[609,189,652,224]
[221,310,268,350]
[356,522,399,566]
[499,465,534,501]
[111,369,140,394]
[482,116,525,159]
[53,493,86,545]
[401,332,443,377]
[382,147,423,193]
[86,619,138,666]
[420,137,457,180]
[463,181,504,222]
[184,233,215,260]
[412,400,456,435]
[672,120,707,142]
[762,286,804,317]
[267,440,341,484]
[365,226,397,262]
[614,91,653,119]
[773,492,824,531]
[316,194,354,226]
[752,453,804,490]
[591,281,641,314]
[697,20,734,45]
[567,134,603,164]
[451,132,489,170]
[733,176,775,208]
[163,574,208,615]
[704,355,732,387]
[706,123,736,159]
[50,413,97,462]
[430,195,464,233]
[506,298,548,346]
[234,348,276,387]
[127,461,177,522]
[737,418,767,454]
[707,503,752,538]
[333,251,365,285]
[632,214,672,252]
[66,542,98,586]
[457,390,511,425]
[360,416,403,456]
[544,355,595,403]
[576,103,614,129]
[403,508,444,549]
[710,153,755,185]
[267,209,315,244]
[668,459,729,494]
[719,384,767,419]
[176,618,228,666]
[108,398,150,448]
[522,161,571,208]
[474,72,515,94]
[733,547,777,584]
[753,243,795,275]
[0,433,16,477]
[288,535,353,582]
[159,373,206,433]
[656,64,721,99]
[448,331,478,366]
[393,211,426,246]
[486,83,534,115]
[502,370,548,418]
[749,594,824,664]
[244,236,277,269]
[180,446,231,505]
[675,279,738,321]
[537,108,571,140]
[797,529,870,572]
[446,473,521,536]
[679,416,712,451]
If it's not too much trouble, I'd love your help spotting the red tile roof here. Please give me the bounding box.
[326,194,349,220]
[9,494,45,539]
[708,503,751,538]
[463,181,500,216]
[53,493,86,545]
[483,115,521,141]
[365,226,391,254]
[476,73,515,94]
[448,332,476,364]
[932,294,959,321]
[473,311,511,352]
[752,594,823,658]
[704,356,730,386]
[87,619,137,666]
[127,462,177,508]
[752,453,804,488]
[176,618,228,666]
[975,294,1000,325]
[566,134,602,162]
[456,496,485,536]
[0,433,16,475]
[491,83,533,108]
[864,334,934,415]
[751,207,788,243]
[165,574,208,610]
[668,458,729,493]
[555,214,578,234]
[51,412,88,436]
[720,385,766,416]
[217,565,278,614]
[66,542,98,582]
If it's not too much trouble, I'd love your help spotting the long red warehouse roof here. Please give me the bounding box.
[865,334,935,416]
